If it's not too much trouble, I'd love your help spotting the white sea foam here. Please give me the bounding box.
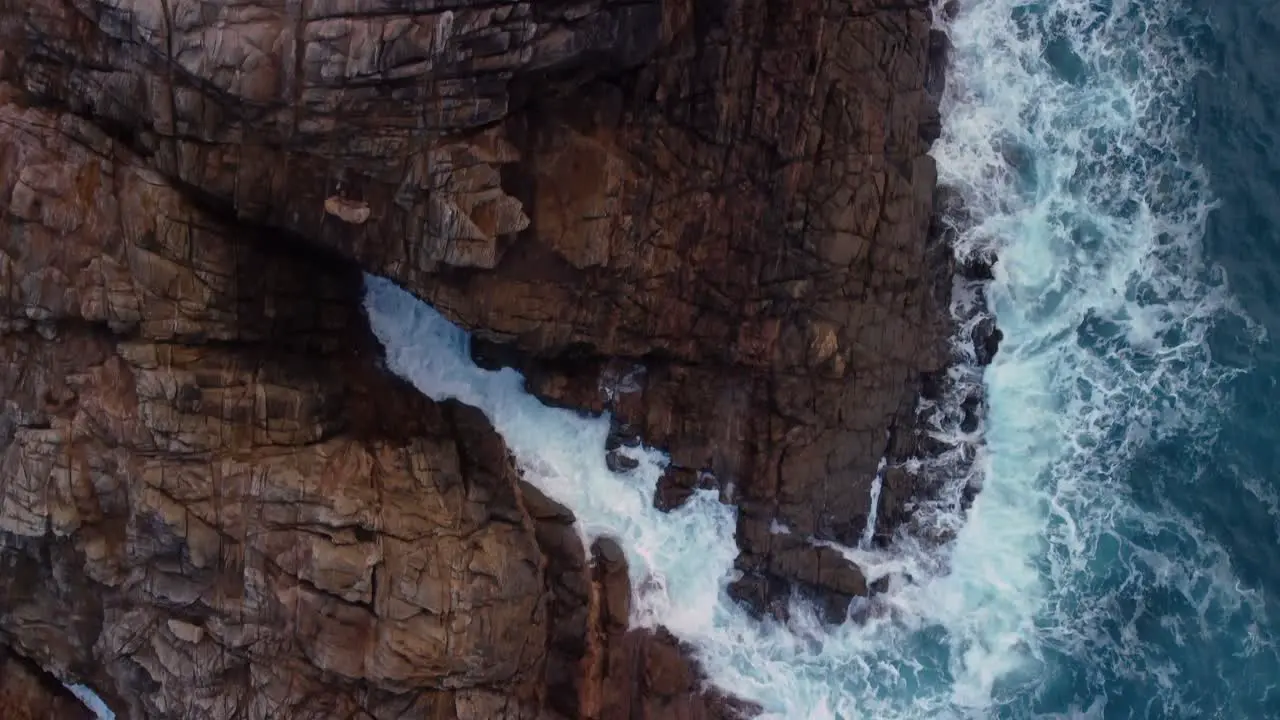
[65,683,114,720]
[859,456,887,549]
[362,0,1269,716]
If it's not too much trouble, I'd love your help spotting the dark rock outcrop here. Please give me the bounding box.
[0,0,957,716]
[0,649,93,720]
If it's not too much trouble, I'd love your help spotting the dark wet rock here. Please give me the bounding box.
[654,466,721,512]
[961,394,984,433]
[869,575,893,595]
[962,479,983,510]
[874,466,919,541]
[920,369,949,400]
[729,521,870,622]
[926,28,952,98]
[973,317,1005,366]
[607,449,641,473]
[726,569,796,623]
[960,254,998,281]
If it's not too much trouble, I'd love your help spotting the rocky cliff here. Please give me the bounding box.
[0,0,955,717]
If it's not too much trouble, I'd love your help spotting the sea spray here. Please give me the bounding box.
[859,456,886,549]
[66,684,115,720]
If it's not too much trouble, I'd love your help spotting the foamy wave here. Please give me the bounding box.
[933,0,1274,715]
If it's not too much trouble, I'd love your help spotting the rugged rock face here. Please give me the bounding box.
[0,0,953,717]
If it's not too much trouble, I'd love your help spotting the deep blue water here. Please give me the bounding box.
[935,0,1280,717]
[1193,0,1280,595]
[1176,0,1280,714]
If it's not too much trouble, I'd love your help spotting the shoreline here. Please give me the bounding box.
[857,0,1000,582]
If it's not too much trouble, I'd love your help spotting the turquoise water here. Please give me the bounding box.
[363,0,1280,717]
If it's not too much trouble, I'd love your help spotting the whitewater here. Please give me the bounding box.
[363,0,1280,718]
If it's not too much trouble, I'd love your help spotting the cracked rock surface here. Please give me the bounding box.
[0,82,747,719]
[0,0,952,716]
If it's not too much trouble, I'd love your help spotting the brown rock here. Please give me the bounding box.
[593,539,633,633]
[0,0,958,715]
[0,89,553,718]
[587,550,758,720]
[324,196,373,225]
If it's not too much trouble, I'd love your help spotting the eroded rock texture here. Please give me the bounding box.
[0,93,744,718]
[0,0,951,716]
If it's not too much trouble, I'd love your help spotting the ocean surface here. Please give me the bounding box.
[362,0,1280,718]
